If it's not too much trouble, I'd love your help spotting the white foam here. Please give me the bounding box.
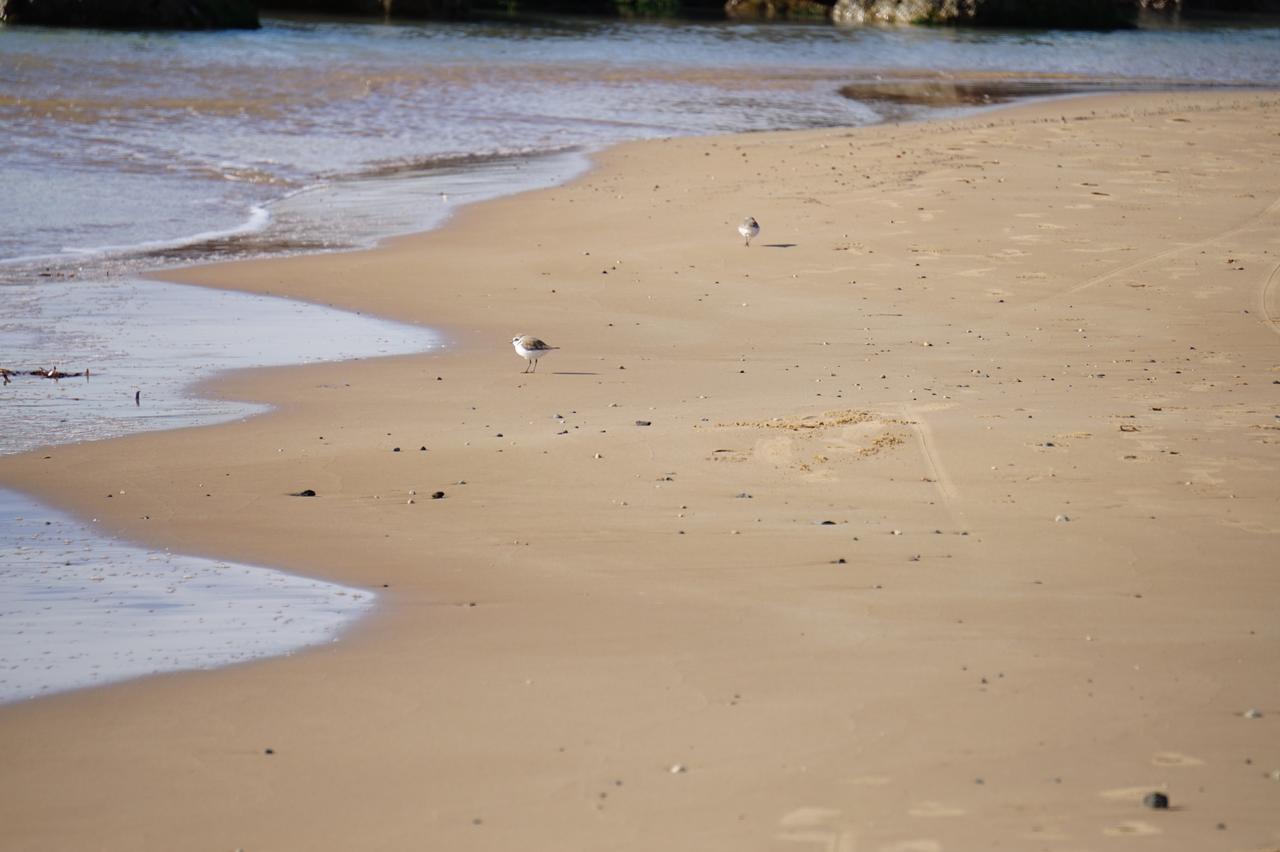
[0,276,442,456]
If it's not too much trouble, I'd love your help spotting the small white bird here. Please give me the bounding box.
[738,216,760,247]
[512,334,558,373]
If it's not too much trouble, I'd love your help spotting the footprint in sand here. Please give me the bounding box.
[776,807,856,852]
[1151,751,1204,767]
[908,801,967,818]
[1099,785,1167,803]
[1103,820,1161,837]
[878,841,942,852]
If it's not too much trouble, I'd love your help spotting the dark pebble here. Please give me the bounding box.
[264,748,274,755]
[834,558,847,564]
[290,489,317,497]
[393,447,401,452]
[1143,792,1169,809]
[420,446,428,451]
[819,520,836,525]
[736,492,752,499]
[635,420,652,426]
[432,491,445,499]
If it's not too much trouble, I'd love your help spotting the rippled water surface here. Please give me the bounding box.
[3,14,1277,280]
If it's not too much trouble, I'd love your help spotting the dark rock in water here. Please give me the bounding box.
[1,0,259,28]
[290,489,317,497]
[1143,791,1169,809]
[726,0,830,18]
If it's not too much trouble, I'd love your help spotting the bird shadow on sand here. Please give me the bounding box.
[762,243,797,248]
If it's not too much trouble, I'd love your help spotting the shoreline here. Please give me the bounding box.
[2,90,1279,849]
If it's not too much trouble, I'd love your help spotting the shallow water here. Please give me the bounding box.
[1,277,441,455]
[0,487,374,704]
[0,279,436,702]
[3,14,1277,283]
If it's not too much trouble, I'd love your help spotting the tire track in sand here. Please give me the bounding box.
[898,405,965,530]
[1017,193,1280,310]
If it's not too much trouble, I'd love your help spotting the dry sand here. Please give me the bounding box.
[2,90,1279,850]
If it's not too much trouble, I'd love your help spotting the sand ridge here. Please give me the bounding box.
[1,91,1279,850]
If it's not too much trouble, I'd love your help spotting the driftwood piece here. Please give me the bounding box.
[0,367,90,382]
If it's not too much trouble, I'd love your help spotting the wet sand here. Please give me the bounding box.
[2,90,1279,850]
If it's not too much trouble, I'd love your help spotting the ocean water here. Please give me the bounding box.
[2,14,1278,284]
[1,277,442,456]
[2,13,1278,702]
[0,486,375,704]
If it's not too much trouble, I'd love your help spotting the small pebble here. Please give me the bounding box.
[1243,708,1263,719]
[635,420,652,426]
[290,489,317,497]
[1142,792,1169,809]
[432,491,445,499]
[669,764,686,774]
[1055,514,1070,523]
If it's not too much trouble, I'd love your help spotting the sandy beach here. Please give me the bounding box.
[1,89,1278,850]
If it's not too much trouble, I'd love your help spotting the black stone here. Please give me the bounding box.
[290,489,317,497]
[432,491,445,499]
[635,420,652,426]
[1143,792,1169,809]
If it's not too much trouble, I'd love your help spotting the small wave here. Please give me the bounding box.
[1,204,272,273]
[355,144,584,180]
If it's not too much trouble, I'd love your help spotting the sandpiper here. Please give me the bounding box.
[738,216,760,247]
[512,334,558,373]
